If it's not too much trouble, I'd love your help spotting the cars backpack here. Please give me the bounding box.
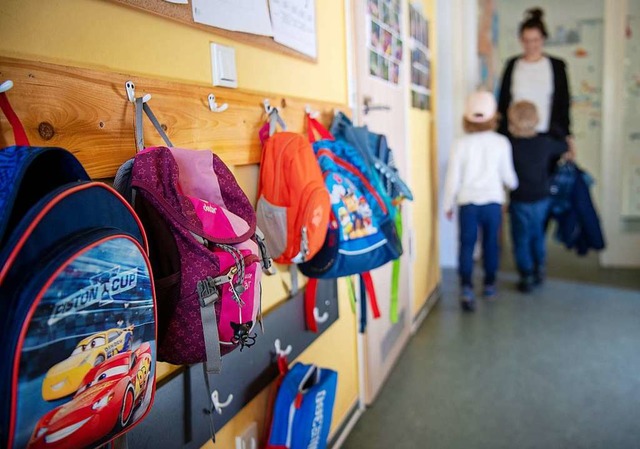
[264,353,337,449]
[299,116,403,332]
[0,88,157,449]
[257,108,330,265]
[115,97,271,375]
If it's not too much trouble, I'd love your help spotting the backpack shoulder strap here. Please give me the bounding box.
[359,272,381,333]
[135,97,173,152]
[307,115,334,143]
[0,91,29,146]
[305,278,319,333]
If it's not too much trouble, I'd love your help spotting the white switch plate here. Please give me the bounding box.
[211,43,238,88]
[235,421,258,449]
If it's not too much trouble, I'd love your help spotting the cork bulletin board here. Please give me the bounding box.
[108,0,318,62]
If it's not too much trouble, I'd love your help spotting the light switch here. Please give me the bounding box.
[211,43,238,88]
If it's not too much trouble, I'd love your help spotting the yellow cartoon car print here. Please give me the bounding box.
[41,326,133,401]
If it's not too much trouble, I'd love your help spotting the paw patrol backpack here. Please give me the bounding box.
[299,116,403,332]
[0,88,157,449]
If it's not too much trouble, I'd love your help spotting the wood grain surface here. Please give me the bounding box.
[0,57,345,179]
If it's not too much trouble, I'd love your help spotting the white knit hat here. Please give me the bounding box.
[464,91,497,123]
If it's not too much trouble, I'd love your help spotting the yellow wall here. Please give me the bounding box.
[410,0,441,316]
[0,0,347,104]
[0,1,358,447]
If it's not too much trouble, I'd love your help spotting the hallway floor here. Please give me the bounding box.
[343,268,640,449]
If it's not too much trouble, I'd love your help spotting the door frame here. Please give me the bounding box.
[345,0,417,409]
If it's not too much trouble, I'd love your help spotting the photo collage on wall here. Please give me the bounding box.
[368,0,403,85]
[409,3,431,110]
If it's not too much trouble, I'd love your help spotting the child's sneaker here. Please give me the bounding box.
[533,267,546,287]
[460,286,476,312]
[517,275,534,293]
[482,284,497,299]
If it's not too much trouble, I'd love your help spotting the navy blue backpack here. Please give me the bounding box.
[0,89,157,449]
[265,356,338,449]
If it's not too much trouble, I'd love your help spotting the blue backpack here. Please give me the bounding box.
[265,359,338,449]
[299,116,402,332]
[329,112,413,324]
[0,90,157,449]
[330,111,413,203]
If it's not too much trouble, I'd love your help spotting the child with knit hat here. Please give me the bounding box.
[507,101,574,292]
[443,91,518,311]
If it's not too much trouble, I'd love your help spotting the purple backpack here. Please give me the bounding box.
[116,98,272,374]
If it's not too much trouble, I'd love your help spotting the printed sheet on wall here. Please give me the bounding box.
[269,0,317,58]
[367,0,403,86]
[409,3,430,110]
[192,0,273,36]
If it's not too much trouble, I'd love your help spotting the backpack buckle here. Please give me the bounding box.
[255,228,276,275]
[197,277,219,308]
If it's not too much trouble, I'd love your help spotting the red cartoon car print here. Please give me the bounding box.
[28,343,153,449]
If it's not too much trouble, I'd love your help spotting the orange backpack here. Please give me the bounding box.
[257,110,330,265]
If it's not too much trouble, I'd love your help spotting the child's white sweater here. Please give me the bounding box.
[443,130,518,212]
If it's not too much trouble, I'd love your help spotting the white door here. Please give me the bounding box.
[351,0,412,404]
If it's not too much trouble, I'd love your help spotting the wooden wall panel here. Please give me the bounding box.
[0,57,344,178]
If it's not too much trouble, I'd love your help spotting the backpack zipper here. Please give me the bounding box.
[291,183,327,262]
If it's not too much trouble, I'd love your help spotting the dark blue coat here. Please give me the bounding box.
[550,162,605,255]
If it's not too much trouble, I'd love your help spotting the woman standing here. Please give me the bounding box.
[498,8,572,139]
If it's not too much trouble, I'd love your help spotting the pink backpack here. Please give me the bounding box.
[115,98,272,374]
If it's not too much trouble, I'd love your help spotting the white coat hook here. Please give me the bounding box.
[208,93,228,113]
[125,80,151,104]
[274,338,292,357]
[211,390,234,415]
[264,98,276,115]
[0,80,14,93]
[305,105,320,119]
[125,81,136,102]
[314,307,329,324]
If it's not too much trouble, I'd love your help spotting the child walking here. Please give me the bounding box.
[507,101,573,292]
[443,91,518,311]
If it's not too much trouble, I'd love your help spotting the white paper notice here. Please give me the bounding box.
[192,0,273,36]
[163,0,188,4]
[269,0,317,58]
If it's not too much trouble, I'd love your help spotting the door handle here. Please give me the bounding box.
[363,96,391,115]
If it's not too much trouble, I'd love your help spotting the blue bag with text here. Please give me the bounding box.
[0,89,157,449]
[265,361,337,449]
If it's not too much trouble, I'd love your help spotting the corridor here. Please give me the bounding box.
[343,268,640,448]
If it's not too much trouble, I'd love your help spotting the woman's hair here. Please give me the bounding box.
[519,7,548,38]
[508,101,539,138]
[463,115,498,133]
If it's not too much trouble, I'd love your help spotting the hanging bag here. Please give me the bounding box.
[299,116,403,331]
[115,98,272,374]
[264,354,338,449]
[0,87,157,449]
